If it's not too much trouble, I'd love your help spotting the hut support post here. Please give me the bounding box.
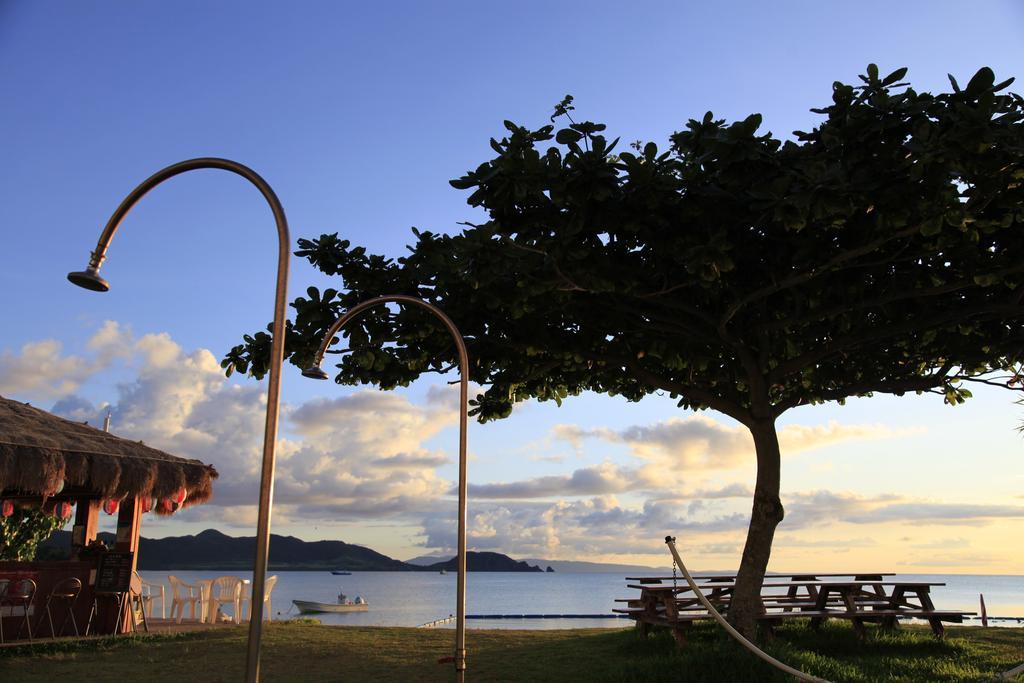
[114,496,142,561]
[72,499,100,559]
[114,496,142,634]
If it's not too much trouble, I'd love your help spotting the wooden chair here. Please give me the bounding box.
[35,577,82,638]
[240,575,278,622]
[207,576,243,624]
[168,575,202,623]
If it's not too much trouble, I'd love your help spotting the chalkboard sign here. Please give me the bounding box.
[95,552,133,593]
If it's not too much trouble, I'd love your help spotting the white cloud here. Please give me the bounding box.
[552,415,911,475]
[779,490,1024,530]
[6,323,1017,565]
[22,324,458,527]
[690,483,753,499]
[467,462,636,499]
[421,495,748,558]
[0,321,135,402]
[2,339,92,401]
[846,502,1024,526]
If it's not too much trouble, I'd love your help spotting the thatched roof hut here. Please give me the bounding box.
[0,395,217,512]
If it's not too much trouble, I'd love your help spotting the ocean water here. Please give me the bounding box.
[139,571,1024,629]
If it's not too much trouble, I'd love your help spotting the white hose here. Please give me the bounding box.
[1001,661,1024,679]
[664,536,831,683]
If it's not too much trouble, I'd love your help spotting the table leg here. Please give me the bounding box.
[810,587,832,631]
[841,588,866,639]
[783,584,798,613]
[855,575,887,614]
[788,575,818,614]
[882,586,905,631]
[671,622,688,648]
[916,589,944,638]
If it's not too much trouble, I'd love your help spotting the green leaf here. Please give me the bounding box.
[992,76,1016,92]
[965,67,995,95]
[556,129,584,145]
[882,67,908,85]
[920,215,943,236]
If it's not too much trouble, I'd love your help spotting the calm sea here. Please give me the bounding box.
[139,571,1023,630]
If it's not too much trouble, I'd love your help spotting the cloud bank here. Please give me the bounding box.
[2,322,1020,563]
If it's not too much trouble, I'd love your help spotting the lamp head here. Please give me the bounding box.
[302,365,330,380]
[67,268,110,292]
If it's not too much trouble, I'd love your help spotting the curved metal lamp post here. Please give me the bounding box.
[302,294,469,682]
[66,158,288,682]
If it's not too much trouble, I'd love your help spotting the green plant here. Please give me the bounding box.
[0,506,68,561]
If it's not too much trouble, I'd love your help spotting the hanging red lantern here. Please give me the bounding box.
[54,501,73,519]
[159,498,175,514]
[102,498,120,515]
[141,496,154,513]
[173,487,188,505]
[1,500,13,518]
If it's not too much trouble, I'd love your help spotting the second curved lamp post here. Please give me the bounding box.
[66,158,288,682]
[302,294,469,682]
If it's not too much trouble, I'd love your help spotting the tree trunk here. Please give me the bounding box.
[728,417,785,640]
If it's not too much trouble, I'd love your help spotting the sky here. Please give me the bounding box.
[1,1,1022,573]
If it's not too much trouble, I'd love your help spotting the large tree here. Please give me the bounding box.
[226,66,1024,637]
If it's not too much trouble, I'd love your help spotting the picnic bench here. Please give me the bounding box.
[615,573,973,646]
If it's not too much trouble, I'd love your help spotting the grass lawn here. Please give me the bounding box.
[0,621,1021,682]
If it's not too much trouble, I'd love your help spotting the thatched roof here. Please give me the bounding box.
[0,395,217,512]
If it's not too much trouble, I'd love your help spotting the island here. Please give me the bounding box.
[39,529,546,572]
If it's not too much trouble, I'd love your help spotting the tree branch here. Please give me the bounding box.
[499,236,588,292]
[720,221,925,329]
[774,372,950,414]
[761,263,1024,334]
[624,359,750,425]
[769,303,1024,383]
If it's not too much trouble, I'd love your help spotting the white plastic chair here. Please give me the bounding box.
[196,579,213,622]
[207,576,243,624]
[138,574,166,619]
[168,575,202,623]
[240,575,277,622]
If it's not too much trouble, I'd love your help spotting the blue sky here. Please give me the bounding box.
[1,1,1023,570]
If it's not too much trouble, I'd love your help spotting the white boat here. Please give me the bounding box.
[293,592,368,614]
[293,599,368,614]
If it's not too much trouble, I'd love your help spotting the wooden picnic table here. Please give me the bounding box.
[625,572,894,584]
[803,580,962,637]
[616,575,971,645]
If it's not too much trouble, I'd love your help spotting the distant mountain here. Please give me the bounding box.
[405,554,449,566]
[38,530,543,572]
[41,529,411,571]
[523,559,672,574]
[424,552,543,573]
